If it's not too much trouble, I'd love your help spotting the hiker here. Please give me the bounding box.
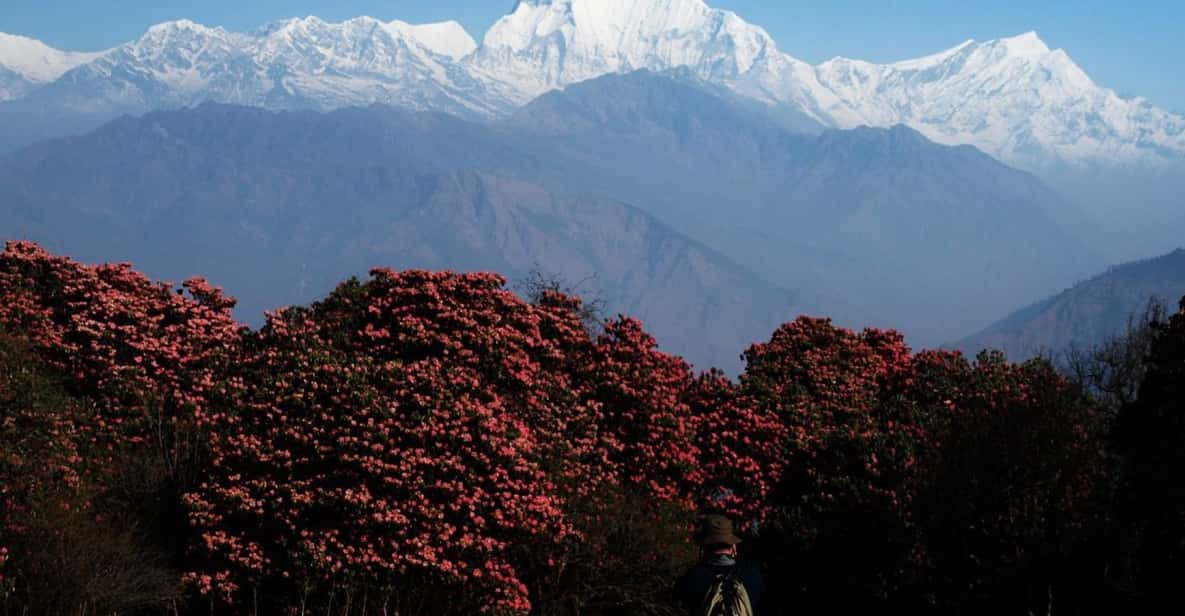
[674,514,764,615]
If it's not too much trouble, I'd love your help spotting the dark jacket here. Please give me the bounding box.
[674,554,764,614]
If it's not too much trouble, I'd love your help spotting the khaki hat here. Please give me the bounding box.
[693,514,743,546]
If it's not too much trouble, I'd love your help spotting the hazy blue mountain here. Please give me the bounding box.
[502,71,1105,344]
[957,248,1185,360]
[1043,164,1185,262]
[0,103,797,373]
[0,65,36,101]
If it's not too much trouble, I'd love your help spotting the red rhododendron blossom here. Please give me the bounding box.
[0,241,243,476]
[185,270,670,613]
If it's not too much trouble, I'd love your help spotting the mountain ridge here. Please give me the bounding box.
[0,31,104,101]
[1,0,1182,168]
[0,100,804,373]
[957,248,1185,360]
[0,71,1103,351]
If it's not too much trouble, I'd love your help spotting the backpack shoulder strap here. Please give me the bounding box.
[699,573,730,616]
[701,571,753,616]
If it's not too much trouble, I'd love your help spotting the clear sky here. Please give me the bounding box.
[3,0,1182,112]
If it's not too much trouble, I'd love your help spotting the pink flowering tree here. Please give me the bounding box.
[911,351,1106,613]
[0,241,243,487]
[738,317,938,610]
[0,241,239,611]
[184,269,622,613]
[684,369,786,526]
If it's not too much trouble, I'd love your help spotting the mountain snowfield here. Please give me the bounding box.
[1,0,1183,169]
[22,17,510,118]
[0,32,103,100]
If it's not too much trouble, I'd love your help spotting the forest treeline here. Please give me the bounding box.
[0,240,1183,616]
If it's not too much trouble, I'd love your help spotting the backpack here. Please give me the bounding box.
[699,572,753,616]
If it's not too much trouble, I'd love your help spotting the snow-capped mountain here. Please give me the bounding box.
[813,32,1185,168]
[471,0,784,98]
[471,0,856,131]
[2,0,1184,169]
[0,32,103,100]
[471,0,1185,169]
[20,16,505,118]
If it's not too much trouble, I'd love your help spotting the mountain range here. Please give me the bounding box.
[0,71,1108,369]
[500,71,1104,342]
[0,102,805,373]
[1,0,1183,173]
[959,248,1185,361]
[0,32,103,101]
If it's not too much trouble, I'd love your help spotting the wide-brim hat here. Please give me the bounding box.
[693,514,743,546]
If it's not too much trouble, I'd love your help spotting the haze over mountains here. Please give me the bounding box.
[0,102,804,372]
[503,72,1104,341]
[0,0,1181,369]
[959,249,1185,361]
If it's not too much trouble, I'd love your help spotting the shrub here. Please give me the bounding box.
[0,332,181,614]
[739,318,934,612]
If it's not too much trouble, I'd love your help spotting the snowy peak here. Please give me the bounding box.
[1,5,1183,169]
[144,19,221,36]
[992,30,1051,59]
[473,0,783,99]
[385,20,477,60]
[256,16,475,60]
[887,39,975,71]
[0,31,103,82]
[807,31,1177,167]
[38,15,504,119]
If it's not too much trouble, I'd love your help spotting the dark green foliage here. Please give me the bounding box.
[913,353,1107,616]
[1112,298,1185,609]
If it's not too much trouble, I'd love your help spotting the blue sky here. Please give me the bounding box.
[3,0,1182,112]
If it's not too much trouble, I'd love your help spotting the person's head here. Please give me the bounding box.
[693,514,742,557]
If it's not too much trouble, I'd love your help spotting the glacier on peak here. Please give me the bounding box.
[144,19,218,34]
[808,31,1165,167]
[385,21,477,60]
[888,39,975,71]
[992,30,1051,59]
[472,0,782,100]
[255,16,477,61]
[0,31,104,83]
[466,1,1184,167]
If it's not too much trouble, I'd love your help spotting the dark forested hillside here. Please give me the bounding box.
[958,248,1185,360]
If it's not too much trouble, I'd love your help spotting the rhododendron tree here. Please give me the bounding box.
[0,242,239,612]
[912,350,1106,615]
[739,317,939,611]
[185,270,677,614]
[684,369,785,524]
[0,332,181,613]
[0,332,83,604]
[585,318,701,503]
[0,241,243,487]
